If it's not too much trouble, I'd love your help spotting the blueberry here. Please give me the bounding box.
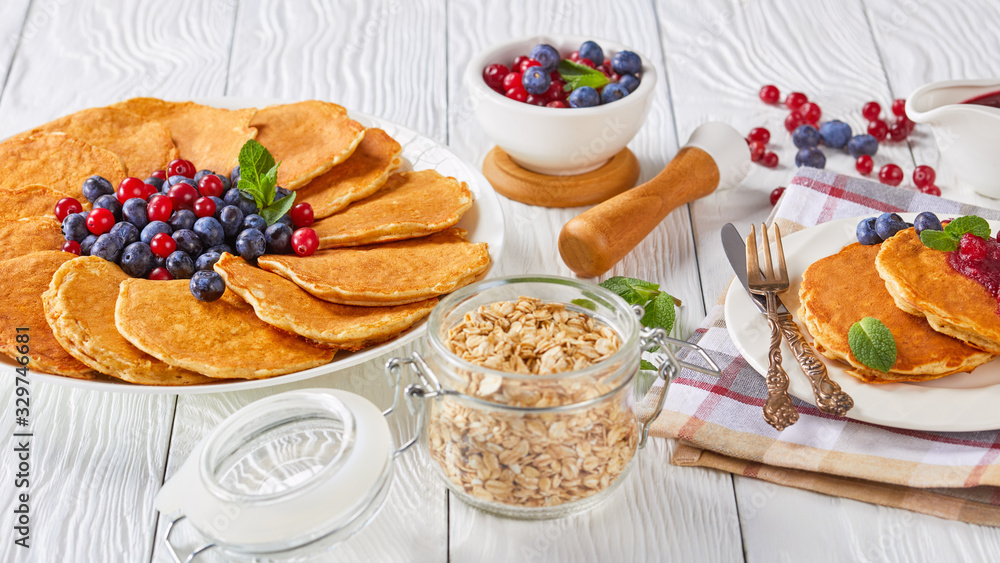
[276,214,294,230]
[120,242,156,278]
[194,217,225,247]
[792,124,821,149]
[224,188,258,217]
[110,221,140,247]
[209,197,225,218]
[82,175,114,203]
[207,243,233,255]
[141,221,173,245]
[195,251,222,272]
[242,214,267,233]
[819,120,852,149]
[856,217,882,245]
[218,205,245,237]
[847,134,878,158]
[275,186,291,201]
[189,270,226,302]
[619,74,640,93]
[172,229,203,256]
[169,209,197,231]
[80,234,98,256]
[914,212,943,235]
[235,228,266,262]
[600,83,629,104]
[875,212,907,240]
[217,174,231,192]
[529,44,561,72]
[264,223,293,254]
[578,40,604,66]
[611,50,641,76]
[153,255,166,270]
[794,147,826,169]
[91,233,123,263]
[61,214,89,242]
[193,169,215,183]
[122,198,149,229]
[94,194,123,222]
[521,67,551,95]
[165,251,196,279]
[230,165,241,187]
[144,177,164,192]
[568,86,600,108]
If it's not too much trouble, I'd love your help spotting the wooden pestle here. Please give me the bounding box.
[558,122,749,278]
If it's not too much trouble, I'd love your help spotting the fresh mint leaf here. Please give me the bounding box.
[600,276,660,306]
[237,178,266,209]
[944,215,990,240]
[261,164,279,208]
[641,290,676,333]
[848,317,896,373]
[558,59,610,92]
[919,229,959,251]
[236,139,282,214]
[260,191,296,226]
[571,298,597,311]
[640,359,658,371]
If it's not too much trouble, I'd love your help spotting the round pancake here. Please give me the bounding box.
[0,251,93,378]
[115,279,334,379]
[295,128,402,220]
[876,227,1000,354]
[258,228,490,306]
[0,133,127,200]
[214,253,436,350]
[798,241,993,383]
[109,98,257,176]
[250,101,366,190]
[0,216,66,263]
[312,170,473,248]
[43,257,214,385]
[14,107,177,178]
[0,185,68,221]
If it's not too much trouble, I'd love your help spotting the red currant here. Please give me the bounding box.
[150,170,167,180]
[525,94,546,106]
[891,98,907,117]
[511,55,529,72]
[148,267,173,281]
[798,102,822,124]
[784,112,806,132]
[748,141,766,162]
[878,163,904,186]
[747,127,770,144]
[54,197,83,221]
[147,194,173,222]
[167,159,195,179]
[913,165,936,188]
[193,197,216,218]
[544,80,567,102]
[578,58,596,69]
[855,155,874,175]
[519,58,541,73]
[86,208,115,235]
[920,184,941,196]
[888,121,909,141]
[117,177,147,203]
[150,232,177,258]
[502,72,522,91]
[505,87,528,103]
[770,187,786,206]
[168,183,199,210]
[861,101,881,121]
[61,240,81,255]
[867,119,889,141]
[959,232,987,261]
[142,183,159,199]
[759,84,780,104]
[545,100,567,108]
[899,116,915,134]
[785,91,808,111]
[761,152,779,168]
[198,174,224,198]
[483,63,509,92]
[290,202,314,227]
[291,227,319,257]
[568,51,580,61]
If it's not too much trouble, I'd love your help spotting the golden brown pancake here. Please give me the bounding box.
[250,101,366,190]
[877,228,1000,354]
[0,251,93,378]
[115,279,334,379]
[0,185,68,221]
[0,133,127,200]
[312,170,473,248]
[295,128,402,220]
[109,98,256,175]
[14,107,177,178]
[258,228,490,306]
[798,241,993,383]
[214,253,436,350]
[0,216,66,263]
[43,257,215,385]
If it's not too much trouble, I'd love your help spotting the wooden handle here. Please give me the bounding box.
[558,146,721,277]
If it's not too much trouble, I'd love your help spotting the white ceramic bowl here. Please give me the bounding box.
[465,35,657,176]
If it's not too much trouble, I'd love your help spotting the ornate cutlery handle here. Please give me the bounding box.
[763,297,799,431]
[776,314,854,416]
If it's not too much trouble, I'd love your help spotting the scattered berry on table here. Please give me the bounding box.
[748,141,766,162]
[148,267,173,281]
[784,112,806,132]
[847,134,878,158]
[61,240,81,255]
[920,184,941,196]
[798,102,822,124]
[856,217,882,245]
[759,84,781,104]
[54,197,82,222]
[291,227,319,257]
[792,124,821,148]
[913,165,936,188]
[875,212,907,240]
[913,212,942,235]
[867,119,889,141]
[855,155,874,175]
[861,101,881,121]
[747,127,770,144]
[785,92,808,111]
[878,163,903,186]
[818,120,851,149]
[190,271,225,302]
[86,207,115,235]
[891,98,907,117]
[795,147,826,168]
[761,152,779,168]
[769,187,785,206]
[290,202,314,228]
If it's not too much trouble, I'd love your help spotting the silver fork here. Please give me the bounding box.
[746,223,799,431]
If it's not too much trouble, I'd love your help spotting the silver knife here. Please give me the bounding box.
[721,223,853,416]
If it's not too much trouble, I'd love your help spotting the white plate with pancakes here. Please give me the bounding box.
[8,98,505,394]
[725,214,1000,432]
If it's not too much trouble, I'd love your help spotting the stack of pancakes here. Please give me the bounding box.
[0,98,491,386]
[798,228,996,383]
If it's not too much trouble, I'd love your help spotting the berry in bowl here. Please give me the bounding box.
[467,35,656,176]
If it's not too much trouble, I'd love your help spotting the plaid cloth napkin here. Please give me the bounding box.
[649,167,1000,526]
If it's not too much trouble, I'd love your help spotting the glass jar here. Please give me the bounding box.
[388,275,719,520]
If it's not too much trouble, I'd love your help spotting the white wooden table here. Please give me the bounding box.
[2,0,1000,561]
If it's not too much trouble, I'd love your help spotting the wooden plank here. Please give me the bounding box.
[446,1,743,560]
[0,0,29,102]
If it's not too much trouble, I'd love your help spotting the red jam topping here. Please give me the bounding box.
[948,233,1000,305]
